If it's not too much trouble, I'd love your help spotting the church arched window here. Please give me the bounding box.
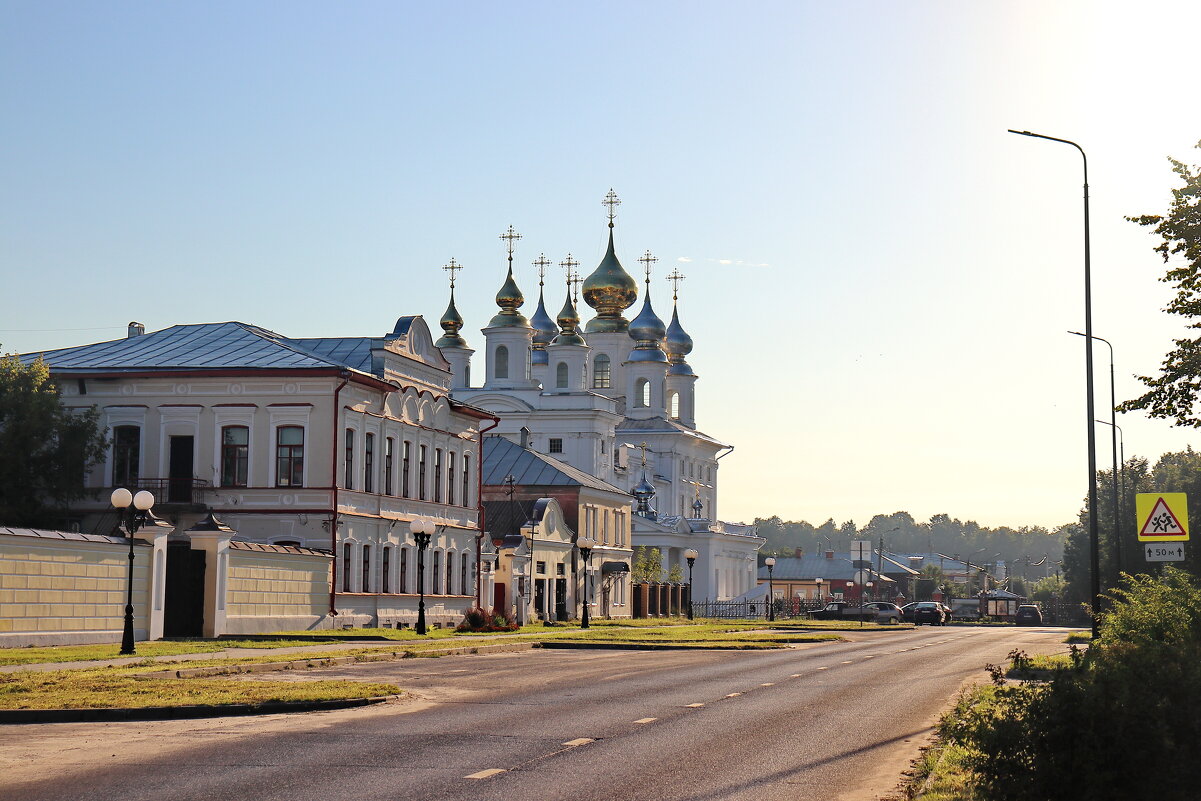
[668,391,680,419]
[634,377,650,408]
[495,345,509,379]
[555,362,569,388]
[593,354,611,388]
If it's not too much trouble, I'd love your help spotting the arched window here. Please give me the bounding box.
[668,391,680,420]
[495,345,509,379]
[592,354,611,388]
[276,426,304,487]
[113,425,140,486]
[432,550,442,594]
[555,362,569,388]
[634,378,650,408]
[446,552,455,595]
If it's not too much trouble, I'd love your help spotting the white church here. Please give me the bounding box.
[439,191,763,602]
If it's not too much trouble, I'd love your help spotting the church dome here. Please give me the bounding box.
[664,306,693,359]
[434,293,467,348]
[627,294,667,363]
[487,267,530,328]
[530,291,557,347]
[582,229,638,333]
[551,291,586,347]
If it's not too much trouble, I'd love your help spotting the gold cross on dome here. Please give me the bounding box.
[602,189,621,225]
[666,268,686,301]
[532,253,551,285]
[500,225,522,263]
[638,250,658,285]
[443,258,462,290]
[559,253,579,285]
[637,441,650,467]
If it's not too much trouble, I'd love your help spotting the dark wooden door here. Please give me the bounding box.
[164,545,205,637]
[168,436,194,502]
[554,578,568,620]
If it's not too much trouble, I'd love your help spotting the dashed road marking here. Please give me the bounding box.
[760,682,774,686]
[686,703,705,708]
[841,660,854,664]
[562,738,594,747]
[634,718,657,724]
[465,769,506,780]
[726,692,743,698]
[790,673,802,677]
[817,666,830,670]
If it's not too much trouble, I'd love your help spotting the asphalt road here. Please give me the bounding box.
[0,626,1074,801]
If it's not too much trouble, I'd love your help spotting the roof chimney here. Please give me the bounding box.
[794,547,804,558]
[825,550,835,559]
[127,321,145,338]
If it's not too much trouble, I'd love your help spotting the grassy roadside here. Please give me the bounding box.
[0,638,347,667]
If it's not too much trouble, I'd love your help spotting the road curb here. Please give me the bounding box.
[536,641,781,651]
[0,694,401,725]
[138,641,538,678]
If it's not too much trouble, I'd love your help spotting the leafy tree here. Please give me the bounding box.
[667,563,684,583]
[631,546,664,583]
[1118,140,1201,425]
[0,351,107,528]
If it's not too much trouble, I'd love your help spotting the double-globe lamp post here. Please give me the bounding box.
[764,557,776,622]
[684,548,698,620]
[409,517,436,635]
[577,536,597,629]
[110,487,156,655]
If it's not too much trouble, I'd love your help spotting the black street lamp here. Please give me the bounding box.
[410,517,435,635]
[577,536,597,629]
[1010,128,1101,639]
[684,548,698,620]
[110,487,155,655]
[764,557,776,622]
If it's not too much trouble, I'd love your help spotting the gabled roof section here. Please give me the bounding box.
[284,337,376,373]
[24,322,354,372]
[617,416,726,447]
[482,435,630,496]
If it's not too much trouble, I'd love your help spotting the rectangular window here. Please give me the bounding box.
[343,543,352,592]
[434,448,443,503]
[461,554,469,597]
[220,425,249,487]
[385,437,394,495]
[462,454,470,507]
[418,445,427,501]
[276,426,304,487]
[399,547,408,593]
[113,425,140,486]
[548,438,563,454]
[447,452,456,505]
[536,561,546,574]
[556,563,565,576]
[432,550,441,594]
[382,547,391,594]
[402,440,411,498]
[364,433,374,493]
[362,545,371,593]
[344,429,355,490]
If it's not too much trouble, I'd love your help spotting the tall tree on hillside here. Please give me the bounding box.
[0,351,107,528]
[1118,140,1201,425]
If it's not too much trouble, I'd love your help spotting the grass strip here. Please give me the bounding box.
[0,638,341,667]
[0,668,400,710]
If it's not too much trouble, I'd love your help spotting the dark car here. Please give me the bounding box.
[1015,604,1043,625]
[863,601,904,624]
[911,601,946,626]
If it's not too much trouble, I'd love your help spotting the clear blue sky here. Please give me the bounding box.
[4,1,1201,530]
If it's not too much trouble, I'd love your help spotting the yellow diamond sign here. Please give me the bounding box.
[1136,493,1189,542]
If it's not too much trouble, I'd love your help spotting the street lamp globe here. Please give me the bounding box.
[111,487,133,509]
[133,490,155,511]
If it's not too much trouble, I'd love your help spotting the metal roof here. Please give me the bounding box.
[481,435,629,496]
[756,553,894,582]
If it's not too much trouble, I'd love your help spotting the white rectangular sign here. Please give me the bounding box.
[1145,543,1186,562]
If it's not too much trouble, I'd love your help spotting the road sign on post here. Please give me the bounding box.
[1136,493,1189,542]
[1145,543,1186,562]
[851,540,871,561]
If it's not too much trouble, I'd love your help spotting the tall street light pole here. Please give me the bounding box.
[1010,129,1100,638]
[410,517,435,635]
[110,488,156,655]
[1071,330,1122,581]
[1095,418,1126,577]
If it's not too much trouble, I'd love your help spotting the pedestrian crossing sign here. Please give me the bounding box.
[1136,493,1189,542]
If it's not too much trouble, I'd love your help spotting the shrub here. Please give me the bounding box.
[941,567,1201,801]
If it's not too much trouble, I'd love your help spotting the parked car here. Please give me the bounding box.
[809,601,903,623]
[1015,604,1043,625]
[911,601,946,626]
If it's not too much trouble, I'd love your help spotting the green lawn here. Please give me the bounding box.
[0,638,341,667]
[0,668,399,710]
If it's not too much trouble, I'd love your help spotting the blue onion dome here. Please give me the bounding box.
[530,290,557,348]
[633,473,656,499]
[551,291,586,347]
[626,295,668,363]
[435,292,467,349]
[664,304,695,375]
[488,266,530,328]
[583,228,639,333]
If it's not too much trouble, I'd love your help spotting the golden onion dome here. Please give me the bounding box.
[487,266,531,328]
[582,228,639,333]
[551,290,586,347]
[434,292,467,348]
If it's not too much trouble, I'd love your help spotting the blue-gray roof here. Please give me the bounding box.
[482,435,629,496]
[758,553,897,583]
[22,322,380,374]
